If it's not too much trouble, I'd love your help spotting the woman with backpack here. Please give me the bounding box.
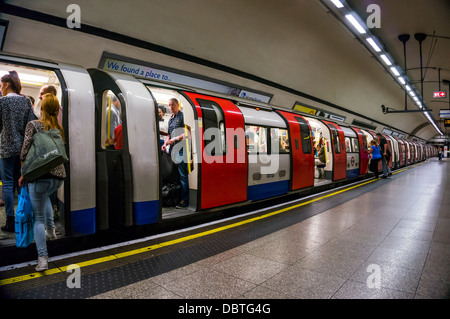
[19,93,66,272]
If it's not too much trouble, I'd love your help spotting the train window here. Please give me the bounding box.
[270,128,290,154]
[246,125,267,154]
[198,99,226,156]
[345,137,352,152]
[362,136,368,150]
[352,138,359,152]
[329,126,341,153]
[295,117,312,154]
[101,90,122,150]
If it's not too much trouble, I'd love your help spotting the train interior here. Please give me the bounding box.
[0,62,65,243]
[304,116,332,186]
[146,87,197,219]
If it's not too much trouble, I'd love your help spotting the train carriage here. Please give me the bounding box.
[0,52,437,244]
[341,126,360,179]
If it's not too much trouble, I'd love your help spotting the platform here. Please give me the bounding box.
[0,158,448,300]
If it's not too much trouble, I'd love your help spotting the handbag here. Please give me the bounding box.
[15,187,34,248]
[160,151,179,184]
[21,126,69,182]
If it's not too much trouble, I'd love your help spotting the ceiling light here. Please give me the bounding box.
[0,70,49,86]
[366,38,381,52]
[390,67,400,76]
[398,77,405,84]
[380,54,392,66]
[330,0,344,8]
[345,14,366,34]
[409,91,416,97]
[405,85,411,91]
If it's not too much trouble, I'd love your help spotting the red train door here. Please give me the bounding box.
[276,110,314,190]
[184,92,247,209]
[384,135,393,168]
[351,127,368,175]
[323,121,346,181]
[395,137,404,166]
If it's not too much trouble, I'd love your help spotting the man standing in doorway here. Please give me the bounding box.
[377,133,391,178]
[162,98,189,209]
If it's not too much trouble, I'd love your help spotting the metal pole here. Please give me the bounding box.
[398,34,410,111]
[414,33,427,105]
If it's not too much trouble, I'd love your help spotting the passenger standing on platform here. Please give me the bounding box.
[377,133,391,178]
[161,98,189,209]
[19,93,66,271]
[0,71,35,232]
[368,139,382,179]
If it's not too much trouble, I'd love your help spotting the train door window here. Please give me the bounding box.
[352,138,359,152]
[246,125,267,154]
[329,126,341,153]
[101,90,122,150]
[362,135,368,150]
[270,128,289,154]
[198,99,226,156]
[345,137,352,152]
[295,117,312,154]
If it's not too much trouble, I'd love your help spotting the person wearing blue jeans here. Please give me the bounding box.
[162,98,189,209]
[0,156,21,231]
[28,179,63,257]
[1,71,36,232]
[19,93,66,272]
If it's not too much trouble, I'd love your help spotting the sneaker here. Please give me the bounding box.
[176,201,188,209]
[46,228,57,240]
[35,256,48,272]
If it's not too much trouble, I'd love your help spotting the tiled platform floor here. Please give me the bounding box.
[91,158,450,299]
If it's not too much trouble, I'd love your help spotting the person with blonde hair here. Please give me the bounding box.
[19,93,66,271]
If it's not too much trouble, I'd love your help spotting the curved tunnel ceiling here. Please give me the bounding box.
[2,0,449,141]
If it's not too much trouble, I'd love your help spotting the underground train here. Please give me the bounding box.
[0,53,438,239]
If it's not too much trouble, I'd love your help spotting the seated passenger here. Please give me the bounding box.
[246,131,256,151]
[315,139,326,178]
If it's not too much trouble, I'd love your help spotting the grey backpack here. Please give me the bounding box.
[21,128,69,181]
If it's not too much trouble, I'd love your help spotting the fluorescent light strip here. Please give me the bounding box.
[330,0,344,8]
[366,38,381,52]
[390,67,400,76]
[405,85,411,91]
[380,54,392,66]
[398,77,405,85]
[345,14,366,34]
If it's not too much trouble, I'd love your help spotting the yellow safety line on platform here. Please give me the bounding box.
[0,161,427,287]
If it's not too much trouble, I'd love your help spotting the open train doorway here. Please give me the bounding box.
[0,61,67,243]
[145,87,197,219]
[303,117,333,186]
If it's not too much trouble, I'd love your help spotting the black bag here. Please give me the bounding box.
[160,151,179,184]
[386,148,391,162]
[162,183,181,207]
